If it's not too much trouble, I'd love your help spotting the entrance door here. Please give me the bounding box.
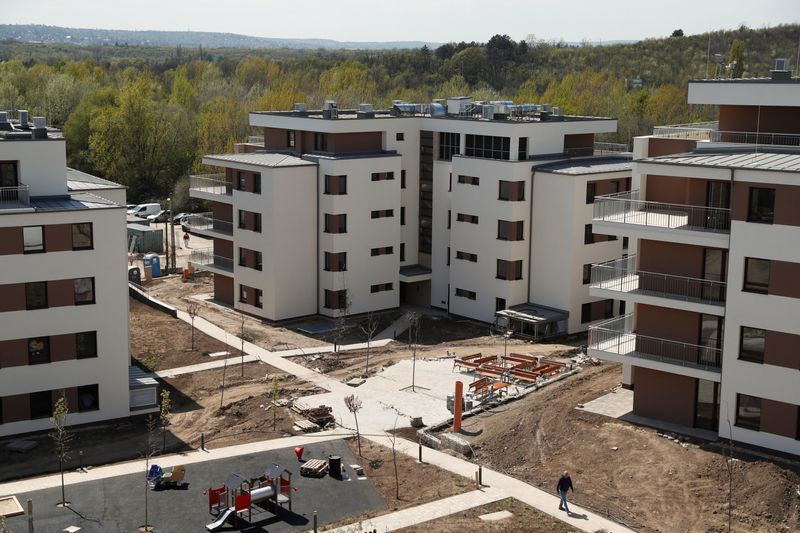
[705,181,730,230]
[694,379,719,431]
[698,314,723,367]
[701,248,727,302]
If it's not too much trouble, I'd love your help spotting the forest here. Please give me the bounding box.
[0,23,797,205]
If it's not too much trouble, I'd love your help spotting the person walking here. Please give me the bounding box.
[556,470,574,512]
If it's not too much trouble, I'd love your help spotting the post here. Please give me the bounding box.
[418,440,423,463]
[169,194,176,274]
[478,465,483,486]
[27,498,33,533]
[200,433,205,451]
[452,381,463,433]
[313,510,318,532]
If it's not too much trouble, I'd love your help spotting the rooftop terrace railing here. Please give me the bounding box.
[0,184,30,206]
[189,174,231,196]
[652,122,800,147]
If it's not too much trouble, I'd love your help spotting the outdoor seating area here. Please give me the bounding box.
[454,352,568,398]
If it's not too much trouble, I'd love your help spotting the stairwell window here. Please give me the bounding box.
[371,172,394,181]
[371,246,393,256]
[325,214,347,233]
[371,209,394,219]
[747,188,775,224]
[455,288,476,300]
[743,258,770,294]
[28,337,50,365]
[735,394,761,431]
[457,175,479,186]
[23,226,44,253]
[496,259,523,281]
[456,251,477,263]
[73,277,95,305]
[25,281,48,310]
[497,220,523,241]
[370,283,393,293]
[739,326,765,363]
[324,175,347,195]
[457,213,479,224]
[72,223,93,250]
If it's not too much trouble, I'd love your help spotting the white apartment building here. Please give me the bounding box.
[0,112,152,437]
[588,70,800,456]
[189,98,631,337]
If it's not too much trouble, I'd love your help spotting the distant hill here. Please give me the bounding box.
[0,24,442,50]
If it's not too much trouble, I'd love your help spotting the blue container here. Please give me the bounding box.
[144,253,162,277]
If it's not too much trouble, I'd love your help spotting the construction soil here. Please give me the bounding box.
[396,497,575,532]
[448,364,800,533]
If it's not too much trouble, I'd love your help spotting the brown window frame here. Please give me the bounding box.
[324,251,348,272]
[747,187,775,224]
[738,326,765,363]
[735,393,761,431]
[370,282,393,293]
[76,331,98,359]
[28,336,50,365]
[743,257,770,294]
[497,220,524,241]
[455,288,477,300]
[72,223,93,250]
[457,213,479,224]
[457,175,480,186]
[324,175,347,195]
[22,226,45,254]
[371,172,395,181]
[73,277,95,305]
[25,281,48,310]
[456,251,478,263]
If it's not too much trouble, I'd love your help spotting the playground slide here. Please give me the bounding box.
[205,507,235,532]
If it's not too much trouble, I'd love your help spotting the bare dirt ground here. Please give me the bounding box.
[321,438,473,530]
[444,364,800,533]
[396,497,575,532]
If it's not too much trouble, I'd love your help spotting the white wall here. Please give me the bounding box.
[430,160,452,310]
[0,139,68,197]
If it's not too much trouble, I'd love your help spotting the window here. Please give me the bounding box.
[497,220,524,241]
[74,277,95,305]
[253,173,261,194]
[255,288,263,308]
[77,384,99,412]
[609,180,620,194]
[0,160,19,188]
[371,209,394,219]
[447,246,450,266]
[518,137,528,160]
[400,207,406,225]
[324,289,348,310]
[370,283,393,293]
[499,181,525,201]
[584,224,595,245]
[401,170,406,189]
[582,264,592,285]
[449,173,452,192]
[496,259,523,281]
[239,247,247,267]
[438,132,460,161]
[747,187,775,224]
[29,391,53,419]
[457,175,479,186]
[72,223,93,250]
[622,237,629,250]
[736,394,761,431]
[287,130,296,148]
[739,327,766,363]
[28,337,50,365]
[239,285,248,303]
[400,243,406,262]
[457,213,479,224]
[586,183,597,204]
[743,258,770,294]
[456,251,478,262]
[255,251,262,271]
[237,171,246,191]
[370,246,393,256]
[324,213,347,233]
[455,288,476,300]
[465,134,510,160]
[447,210,451,229]
[23,226,44,253]
[324,175,347,195]
[314,133,327,151]
[396,132,404,141]
[371,172,394,181]
[238,210,246,229]
[325,251,347,271]
[580,303,591,324]
[76,331,97,359]
[25,281,47,310]
[254,213,262,233]
[604,299,614,319]
[496,297,506,312]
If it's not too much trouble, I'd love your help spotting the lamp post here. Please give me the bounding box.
[504,328,513,358]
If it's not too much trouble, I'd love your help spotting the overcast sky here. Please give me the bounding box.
[3,0,798,43]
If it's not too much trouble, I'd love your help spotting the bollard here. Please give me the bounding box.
[200,433,205,451]
[27,498,33,533]
[478,465,483,486]
[418,441,422,463]
[313,510,318,532]
[79,450,83,471]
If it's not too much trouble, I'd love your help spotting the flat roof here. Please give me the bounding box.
[253,110,614,124]
[203,152,315,168]
[66,167,126,190]
[129,365,158,389]
[534,156,632,175]
[399,264,432,277]
[3,192,123,214]
[643,150,800,172]
[689,76,800,84]
[496,303,569,324]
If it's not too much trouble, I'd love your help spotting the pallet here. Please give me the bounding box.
[293,419,320,433]
[300,459,329,478]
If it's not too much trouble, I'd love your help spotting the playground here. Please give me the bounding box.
[2,439,387,533]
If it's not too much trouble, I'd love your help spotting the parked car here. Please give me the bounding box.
[128,203,161,218]
[173,212,190,223]
[146,209,173,223]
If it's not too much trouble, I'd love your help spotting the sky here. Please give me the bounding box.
[2,0,799,43]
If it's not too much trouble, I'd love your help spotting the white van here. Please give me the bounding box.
[127,203,162,218]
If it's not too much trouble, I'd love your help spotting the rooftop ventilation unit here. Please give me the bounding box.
[482,104,495,120]
[18,110,29,129]
[322,100,338,119]
[542,103,552,113]
[32,116,47,139]
[391,102,429,116]
[446,96,472,115]
[772,58,791,80]
[430,102,446,117]
[293,103,307,112]
[357,103,375,119]
[0,111,11,132]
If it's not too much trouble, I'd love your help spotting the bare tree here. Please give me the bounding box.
[50,394,73,507]
[142,414,158,532]
[271,377,281,431]
[186,302,200,351]
[408,313,421,392]
[386,415,400,500]
[333,277,352,353]
[219,331,229,410]
[159,389,171,454]
[240,313,246,377]
[344,394,363,456]
[359,312,379,378]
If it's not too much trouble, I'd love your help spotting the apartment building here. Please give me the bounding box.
[189,98,630,336]
[0,112,151,438]
[588,68,800,455]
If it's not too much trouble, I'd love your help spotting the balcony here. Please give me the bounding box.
[588,314,722,381]
[652,122,800,148]
[183,213,233,239]
[590,255,726,315]
[189,248,233,274]
[592,191,730,247]
[189,174,232,203]
[0,184,31,209]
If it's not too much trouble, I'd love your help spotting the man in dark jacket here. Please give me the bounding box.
[556,471,574,512]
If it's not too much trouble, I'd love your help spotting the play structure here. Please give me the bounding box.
[205,464,293,531]
[147,464,186,489]
[454,352,566,398]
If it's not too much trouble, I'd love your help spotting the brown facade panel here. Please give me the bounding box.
[214,238,233,260]
[646,138,698,158]
[760,399,799,439]
[44,224,73,252]
[264,127,297,152]
[212,202,233,223]
[50,333,77,363]
[0,283,25,312]
[769,260,800,299]
[63,387,80,413]
[2,394,30,423]
[0,338,28,368]
[731,181,800,226]
[638,240,706,278]
[0,227,23,255]
[636,304,700,345]
[632,367,696,427]
[765,330,800,369]
[719,105,800,134]
[327,132,382,153]
[214,274,234,305]
[563,133,594,150]
[48,279,75,308]
[644,175,715,206]
[590,177,631,196]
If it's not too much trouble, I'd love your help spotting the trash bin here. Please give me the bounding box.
[144,253,161,277]
[128,266,142,284]
[328,455,341,478]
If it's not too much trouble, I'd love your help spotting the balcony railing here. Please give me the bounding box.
[190,248,233,272]
[0,184,30,206]
[652,122,800,147]
[183,213,233,235]
[593,141,630,154]
[593,190,731,233]
[189,174,231,196]
[247,136,265,145]
[589,314,722,371]
[591,255,726,305]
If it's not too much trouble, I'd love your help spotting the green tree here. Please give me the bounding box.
[51,394,73,507]
[159,389,171,453]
